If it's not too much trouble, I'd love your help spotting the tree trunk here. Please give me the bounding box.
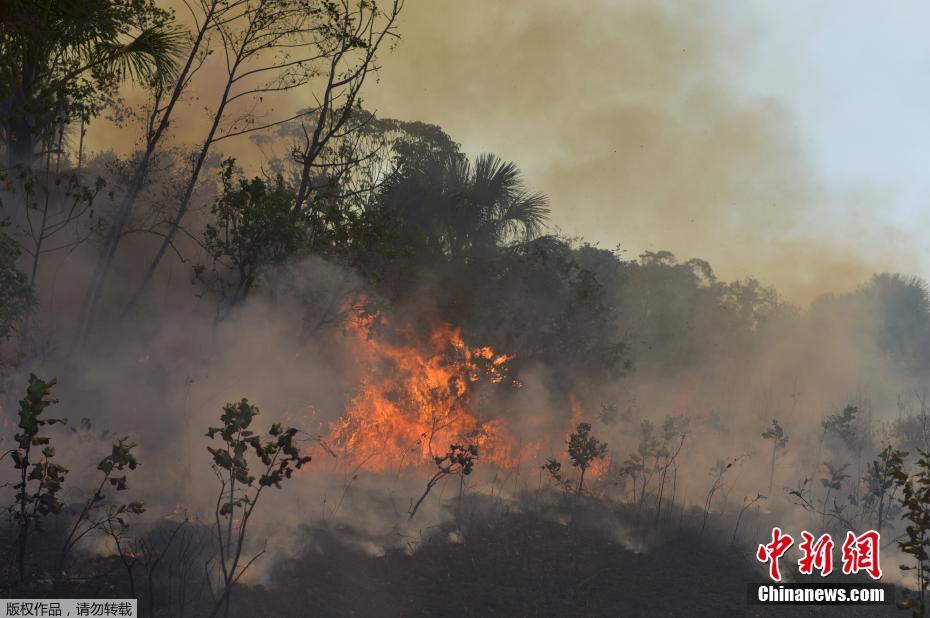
[768,443,776,497]
[17,519,29,580]
[75,166,147,342]
[74,1,219,341]
[6,113,34,168]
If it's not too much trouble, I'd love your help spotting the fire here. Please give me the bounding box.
[327,311,522,473]
[568,392,583,427]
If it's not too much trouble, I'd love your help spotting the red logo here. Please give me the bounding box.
[756,528,881,581]
[798,531,834,576]
[841,530,882,580]
[756,527,794,581]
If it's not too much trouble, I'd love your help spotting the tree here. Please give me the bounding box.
[455,238,629,391]
[823,405,866,454]
[75,0,230,340]
[623,419,659,515]
[762,419,788,497]
[541,457,572,494]
[822,404,870,514]
[732,493,766,544]
[408,443,477,521]
[194,159,310,322]
[104,513,190,617]
[566,422,607,496]
[863,445,906,532]
[59,437,144,572]
[379,151,549,262]
[699,456,740,540]
[605,251,788,376]
[0,0,183,168]
[8,164,104,345]
[865,273,930,368]
[206,398,311,618]
[116,0,403,322]
[809,273,930,373]
[0,217,32,346]
[890,449,930,616]
[653,416,688,528]
[6,374,67,580]
[819,461,851,531]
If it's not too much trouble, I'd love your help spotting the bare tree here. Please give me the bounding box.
[11,132,104,345]
[75,0,230,342]
[124,0,402,315]
[409,443,477,521]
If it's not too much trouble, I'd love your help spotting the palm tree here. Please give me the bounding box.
[383,151,550,261]
[0,0,184,167]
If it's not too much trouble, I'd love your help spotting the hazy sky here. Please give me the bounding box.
[361,0,929,303]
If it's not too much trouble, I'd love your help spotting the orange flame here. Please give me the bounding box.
[327,311,523,473]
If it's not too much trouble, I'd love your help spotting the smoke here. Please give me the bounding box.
[364,0,917,304]
[77,0,919,303]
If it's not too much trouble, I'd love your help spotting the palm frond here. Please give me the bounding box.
[472,153,519,205]
[95,24,186,90]
[499,190,550,241]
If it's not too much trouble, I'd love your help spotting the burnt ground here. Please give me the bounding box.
[231,496,903,618]
[1,494,905,617]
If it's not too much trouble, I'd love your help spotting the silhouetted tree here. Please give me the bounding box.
[194,160,309,323]
[7,374,66,580]
[762,419,788,497]
[567,422,607,496]
[206,398,311,618]
[0,0,183,168]
[380,151,549,262]
[0,218,32,344]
